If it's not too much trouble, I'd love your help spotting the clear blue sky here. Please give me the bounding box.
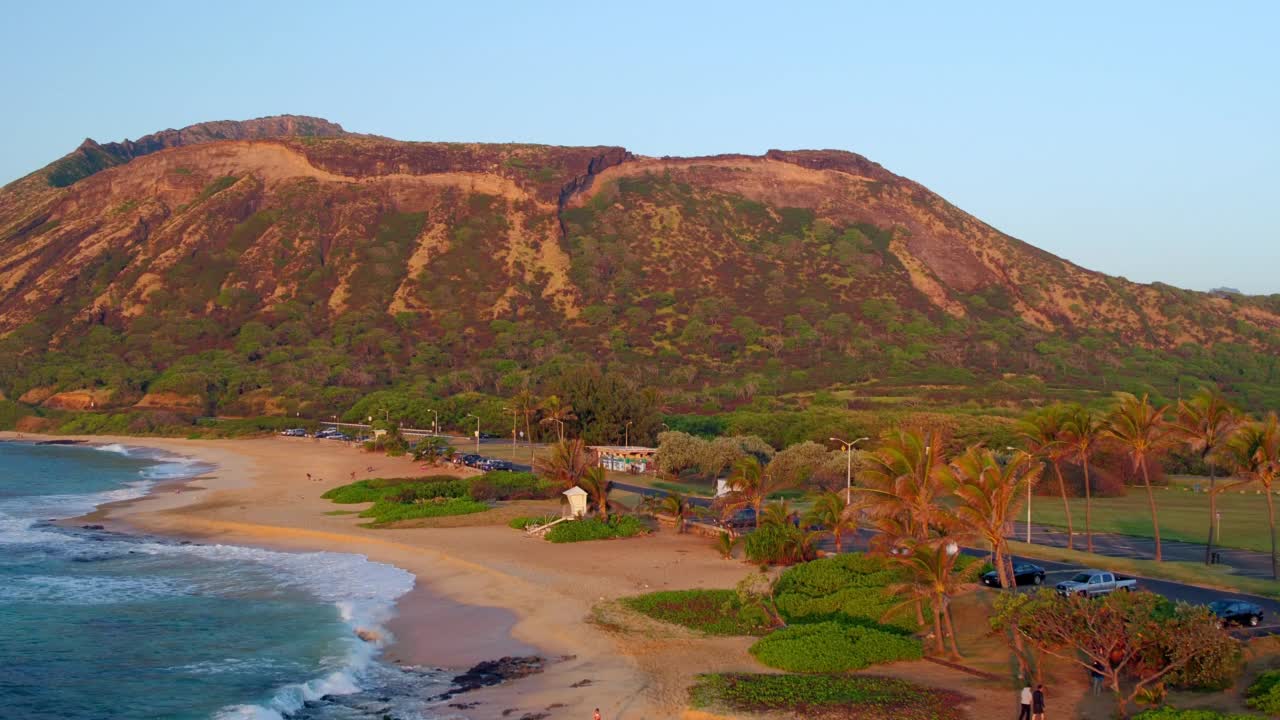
[4,1,1276,293]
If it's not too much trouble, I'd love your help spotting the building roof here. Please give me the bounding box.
[589,445,656,455]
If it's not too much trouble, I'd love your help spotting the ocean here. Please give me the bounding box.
[0,441,458,720]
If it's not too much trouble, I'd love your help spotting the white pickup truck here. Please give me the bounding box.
[1054,570,1138,598]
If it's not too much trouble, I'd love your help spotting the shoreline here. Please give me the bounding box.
[2,431,760,718]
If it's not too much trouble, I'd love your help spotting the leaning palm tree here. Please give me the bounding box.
[538,395,577,442]
[886,538,965,658]
[1225,413,1280,579]
[1061,404,1105,552]
[805,491,855,553]
[1175,388,1239,564]
[720,456,794,528]
[946,446,1042,590]
[579,466,614,520]
[1021,405,1075,549]
[1105,392,1173,561]
[535,438,591,489]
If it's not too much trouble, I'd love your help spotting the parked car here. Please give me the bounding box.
[1209,599,1264,628]
[722,508,757,530]
[981,562,1047,588]
[1055,570,1137,598]
[279,428,307,437]
[460,454,483,467]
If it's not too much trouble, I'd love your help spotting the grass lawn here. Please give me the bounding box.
[1030,483,1279,554]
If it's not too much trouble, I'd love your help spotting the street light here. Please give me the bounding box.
[502,406,517,457]
[625,420,633,448]
[829,436,869,504]
[428,409,439,436]
[466,413,480,454]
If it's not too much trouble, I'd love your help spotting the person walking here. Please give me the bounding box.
[592,709,601,720]
[1018,684,1033,720]
[1032,684,1046,720]
[1090,661,1104,695]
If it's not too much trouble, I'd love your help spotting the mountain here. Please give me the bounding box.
[1,116,1278,419]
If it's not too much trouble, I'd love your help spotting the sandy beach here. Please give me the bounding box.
[4,432,768,719]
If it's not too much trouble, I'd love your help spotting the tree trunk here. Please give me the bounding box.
[1267,489,1277,580]
[994,543,1011,590]
[1053,461,1074,549]
[1083,453,1094,553]
[1140,458,1163,562]
[931,595,945,655]
[942,598,962,658]
[1204,462,1217,565]
[834,527,842,554]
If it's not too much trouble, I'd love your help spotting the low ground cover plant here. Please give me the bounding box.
[1246,669,1280,715]
[772,553,920,630]
[545,515,648,543]
[623,589,773,636]
[358,496,488,525]
[1134,710,1258,720]
[748,620,921,672]
[688,673,969,720]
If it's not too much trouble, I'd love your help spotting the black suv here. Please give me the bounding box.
[1209,599,1264,628]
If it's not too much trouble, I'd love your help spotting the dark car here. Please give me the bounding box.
[460,454,483,467]
[722,508,757,530]
[1209,599,1264,628]
[981,562,1047,588]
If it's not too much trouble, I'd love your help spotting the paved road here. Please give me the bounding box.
[607,480,1280,636]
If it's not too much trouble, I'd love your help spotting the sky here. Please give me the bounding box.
[3,1,1277,294]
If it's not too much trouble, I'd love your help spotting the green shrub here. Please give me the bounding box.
[689,673,967,719]
[358,496,488,525]
[1247,669,1280,715]
[623,589,772,636]
[545,515,649,543]
[748,621,921,672]
[321,475,461,503]
[743,523,811,565]
[469,471,557,501]
[772,553,919,630]
[1134,710,1258,720]
[0,400,33,430]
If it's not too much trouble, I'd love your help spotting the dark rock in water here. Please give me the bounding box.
[449,701,480,709]
[81,524,105,530]
[434,655,547,700]
[570,679,593,688]
[37,439,85,445]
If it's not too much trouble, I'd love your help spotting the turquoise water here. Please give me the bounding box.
[0,442,451,719]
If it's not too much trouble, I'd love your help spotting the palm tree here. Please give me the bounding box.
[1105,392,1173,561]
[886,538,965,658]
[805,491,855,553]
[1061,405,1105,552]
[645,491,700,533]
[1225,413,1280,579]
[1175,388,1239,564]
[856,428,951,546]
[1021,405,1075,549]
[760,499,795,529]
[535,438,590,489]
[720,456,794,528]
[512,388,538,464]
[580,466,614,520]
[538,395,577,442]
[946,447,1042,590]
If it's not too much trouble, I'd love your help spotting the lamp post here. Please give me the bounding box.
[502,406,517,457]
[625,420,633,448]
[428,409,439,437]
[466,413,480,454]
[830,436,869,504]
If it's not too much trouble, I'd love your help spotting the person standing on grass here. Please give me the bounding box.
[1032,684,1046,719]
[1018,684,1032,720]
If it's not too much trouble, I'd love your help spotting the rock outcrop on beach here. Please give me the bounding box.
[0,116,1278,414]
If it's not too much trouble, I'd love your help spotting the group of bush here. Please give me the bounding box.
[321,471,558,525]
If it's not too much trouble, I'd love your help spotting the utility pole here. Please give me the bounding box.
[428,409,439,437]
[829,436,869,504]
[625,420,633,448]
[503,406,517,458]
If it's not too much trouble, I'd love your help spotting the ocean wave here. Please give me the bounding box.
[0,573,188,604]
[90,442,215,480]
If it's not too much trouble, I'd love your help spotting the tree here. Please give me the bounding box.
[769,441,837,489]
[1106,393,1173,561]
[994,590,1238,718]
[720,456,795,528]
[645,491,701,533]
[1021,405,1075,549]
[411,435,451,464]
[1225,413,1280,579]
[856,428,951,547]
[512,388,538,464]
[535,438,590,489]
[805,491,855,553]
[1061,404,1105,552]
[654,431,707,477]
[946,446,1041,590]
[886,538,965,658]
[1175,388,1239,564]
[539,394,577,442]
[580,466,614,520]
